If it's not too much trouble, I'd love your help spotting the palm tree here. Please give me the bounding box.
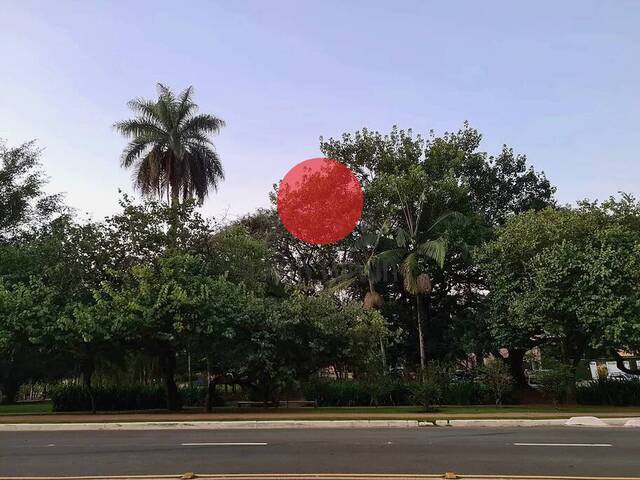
[380,186,466,373]
[115,83,225,206]
[329,222,391,370]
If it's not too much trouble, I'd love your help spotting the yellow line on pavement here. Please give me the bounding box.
[2,474,640,480]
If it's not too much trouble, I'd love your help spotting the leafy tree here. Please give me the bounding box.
[0,140,64,242]
[0,214,128,409]
[205,225,269,295]
[185,275,266,411]
[273,293,388,380]
[48,298,122,413]
[481,197,640,388]
[104,253,212,410]
[320,123,554,228]
[103,194,214,274]
[0,280,60,403]
[115,84,225,205]
[319,124,554,369]
[239,208,346,291]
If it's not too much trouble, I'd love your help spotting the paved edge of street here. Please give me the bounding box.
[2,416,640,430]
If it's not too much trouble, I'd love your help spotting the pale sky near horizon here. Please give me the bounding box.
[1,1,639,222]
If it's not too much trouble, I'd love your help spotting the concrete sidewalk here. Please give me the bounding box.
[2,416,639,431]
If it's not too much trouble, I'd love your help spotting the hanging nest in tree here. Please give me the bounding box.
[364,290,384,309]
[416,273,432,294]
[405,273,432,295]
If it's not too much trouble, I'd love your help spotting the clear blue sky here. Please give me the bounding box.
[1,1,638,220]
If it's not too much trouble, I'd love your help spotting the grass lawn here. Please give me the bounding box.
[202,404,640,415]
[3,402,640,421]
[0,401,53,414]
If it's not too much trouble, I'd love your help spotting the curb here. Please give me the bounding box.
[2,417,639,431]
[433,419,567,427]
[0,420,421,431]
[434,417,637,428]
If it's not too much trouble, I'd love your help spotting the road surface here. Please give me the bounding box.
[2,427,639,477]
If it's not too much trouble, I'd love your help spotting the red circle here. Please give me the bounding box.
[277,158,364,245]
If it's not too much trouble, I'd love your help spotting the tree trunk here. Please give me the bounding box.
[0,376,19,405]
[379,337,387,372]
[187,349,192,387]
[81,357,96,414]
[159,351,180,411]
[566,358,581,403]
[205,378,217,413]
[416,295,426,374]
[508,348,528,388]
[205,358,216,413]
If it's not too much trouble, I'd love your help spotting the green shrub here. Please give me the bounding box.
[302,380,370,406]
[577,378,640,406]
[51,384,168,412]
[480,359,514,406]
[303,377,510,407]
[537,363,574,405]
[443,381,487,405]
[303,379,414,407]
[50,384,220,412]
[410,380,441,411]
[180,385,224,407]
[388,381,413,405]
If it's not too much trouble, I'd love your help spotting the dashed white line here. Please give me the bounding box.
[180,442,268,446]
[513,443,612,447]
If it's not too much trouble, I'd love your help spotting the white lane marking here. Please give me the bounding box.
[46,444,55,447]
[181,442,268,446]
[513,442,612,447]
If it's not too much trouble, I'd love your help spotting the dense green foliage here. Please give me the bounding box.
[1,111,638,410]
[481,199,640,375]
[50,384,224,412]
[576,379,640,406]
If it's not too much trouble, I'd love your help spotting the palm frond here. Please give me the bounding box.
[114,119,167,139]
[120,137,154,168]
[351,232,379,250]
[181,114,226,137]
[373,248,405,270]
[177,86,197,121]
[428,211,468,233]
[416,237,448,268]
[395,227,410,247]
[124,98,160,122]
[326,269,360,293]
[116,84,226,204]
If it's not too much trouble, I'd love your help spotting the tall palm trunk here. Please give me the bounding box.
[416,295,426,374]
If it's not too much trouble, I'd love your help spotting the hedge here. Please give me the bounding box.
[50,384,223,412]
[302,379,492,407]
[577,378,640,406]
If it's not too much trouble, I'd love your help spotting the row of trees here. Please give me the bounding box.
[0,150,384,408]
[2,84,639,409]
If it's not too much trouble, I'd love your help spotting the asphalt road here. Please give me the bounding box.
[1,427,639,478]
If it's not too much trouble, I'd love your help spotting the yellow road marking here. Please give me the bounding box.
[2,474,640,480]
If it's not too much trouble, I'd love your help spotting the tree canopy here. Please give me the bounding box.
[4,117,639,410]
